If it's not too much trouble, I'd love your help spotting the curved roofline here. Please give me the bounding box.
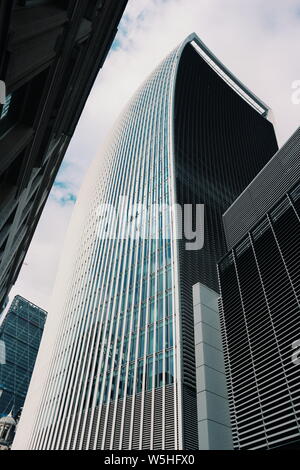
[174,33,271,119]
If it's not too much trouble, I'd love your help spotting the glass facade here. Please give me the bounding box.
[0,296,47,418]
[15,34,278,450]
[25,40,181,451]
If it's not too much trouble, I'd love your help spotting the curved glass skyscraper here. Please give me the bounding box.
[14,33,278,450]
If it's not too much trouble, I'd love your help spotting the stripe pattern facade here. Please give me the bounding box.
[223,127,300,249]
[218,180,300,449]
[21,36,184,451]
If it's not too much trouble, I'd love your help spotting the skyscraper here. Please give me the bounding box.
[218,127,300,449]
[0,296,47,418]
[14,33,278,450]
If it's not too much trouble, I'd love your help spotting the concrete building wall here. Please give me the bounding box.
[193,282,232,449]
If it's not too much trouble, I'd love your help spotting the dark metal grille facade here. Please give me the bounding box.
[218,180,300,449]
[223,127,300,249]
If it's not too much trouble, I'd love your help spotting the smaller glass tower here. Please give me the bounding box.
[0,296,47,418]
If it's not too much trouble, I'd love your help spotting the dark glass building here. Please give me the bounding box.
[0,295,47,418]
[14,34,277,450]
[0,0,127,314]
[218,127,300,449]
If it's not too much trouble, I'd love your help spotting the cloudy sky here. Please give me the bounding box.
[7,0,300,312]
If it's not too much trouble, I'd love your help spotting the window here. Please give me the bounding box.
[149,300,155,324]
[17,0,56,7]
[127,364,134,396]
[166,294,172,317]
[155,353,164,388]
[0,94,12,120]
[0,91,21,137]
[166,269,172,290]
[140,305,146,328]
[158,272,164,292]
[157,296,164,321]
[150,276,155,297]
[130,333,136,361]
[166,318,173,349]
[146,356,153,390]
[165,350,174,385]
[138,331,145,358]
[136,360,144,393]
[147,326,154,355]
[156,322,164,352]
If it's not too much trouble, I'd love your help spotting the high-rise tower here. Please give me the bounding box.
[0,296,47,418]
[14,34,278,450]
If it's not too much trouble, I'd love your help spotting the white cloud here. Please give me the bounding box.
[8,0,300,311]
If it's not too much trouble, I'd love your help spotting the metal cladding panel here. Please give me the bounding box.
[218,181,300,449]
[223,126,300,249]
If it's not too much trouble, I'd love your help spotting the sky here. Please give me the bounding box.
[6,0,300,312]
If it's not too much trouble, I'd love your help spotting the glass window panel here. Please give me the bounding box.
[156,322,164,352]
[127,364,134,395]
[147,325,154,355]
[146,356,153,390]
[133,308,139,330]
[136,360,144,393]
[0,94,12,120]
[157,296,164,321]
[166,294,172,317]
[158,272,163,293]
[142,279,147,301]
[150,276,155,297]
[166,269,172,290]
[165,349,174,385]
[125,315,130,336]
[138,330,145,358]
[166,318,173,349]
[149,300,155,324]
[155,353,164,388]
[130,333,136,361]
[140,305,146,328]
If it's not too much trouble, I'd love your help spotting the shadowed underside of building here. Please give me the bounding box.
[0,0,127,314]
